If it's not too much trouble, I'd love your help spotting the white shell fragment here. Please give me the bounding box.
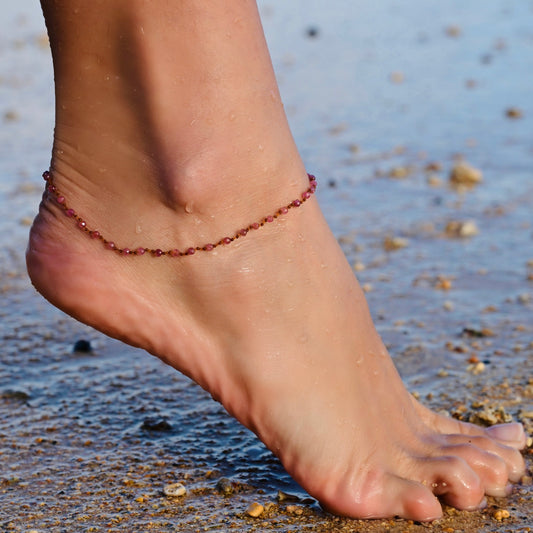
[163,482,187,497]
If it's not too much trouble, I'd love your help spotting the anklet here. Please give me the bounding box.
[42,170,317,257]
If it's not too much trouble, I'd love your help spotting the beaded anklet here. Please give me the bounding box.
[42,170,317,257]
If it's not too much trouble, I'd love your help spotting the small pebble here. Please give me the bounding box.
[4,110,19,122]
[305,26,320,38]
[425,161,442,172]
[277,490,301,503]
[434,277,453,291]
[517,293,531,304]
[388,165,409,178]
[163,482,187,498]
[73,339,92,353]
[493,508,510,521]
[449,162,482,186]
[285,504,304,515]
[445,25,462,37]
[443,300,454,311]
[427,175,442,187]
[353,261,365,272]
[467,361,485,375]
[246,502,264,518]
[505,107,523,119]
[389,71,404,84]
[141,417,172,431]
[383,236,409,251]
[216,477,234,495]
[445,220,479,238]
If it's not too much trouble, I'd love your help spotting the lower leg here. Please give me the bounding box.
[28,0,526,521]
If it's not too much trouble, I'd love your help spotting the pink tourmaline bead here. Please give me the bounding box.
[302,191,311,199]
[136,247,146,255]
[153,249,163,257]
[42,171,50,180]
[65,209,75,217]
[186,247,195,255]
[170,249,180,257]
[266,216,274,223]
[78,220,86,229]
[90,230,100,239]
[251,222,260,230]
[204,244,214,251]
[47,185,56,193]
[57,196,65,204]
[239,229,248,236]
[280,207,289,215]
[223,237,232,245]
[106,242,116,250]
[292,199,301,207]
[122,248,131,255]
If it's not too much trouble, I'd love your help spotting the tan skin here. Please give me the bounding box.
[27,0,526,521]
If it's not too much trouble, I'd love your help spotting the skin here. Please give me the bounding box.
[27,0,526,521]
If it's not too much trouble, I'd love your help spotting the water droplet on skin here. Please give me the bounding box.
[185,203,193,214]
[136,224,142,234]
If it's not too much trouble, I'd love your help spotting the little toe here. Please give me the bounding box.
[485,423,527,450]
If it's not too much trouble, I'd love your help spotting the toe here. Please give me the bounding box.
[443,434,526,484]
[443,443,513,496]
[485,423,527,450]
[323,470,442,521]
[415,401,527,451]
[418,456,485,510]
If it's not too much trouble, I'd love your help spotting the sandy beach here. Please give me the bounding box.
[1,1,532,531]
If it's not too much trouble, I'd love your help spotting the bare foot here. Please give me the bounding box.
[27,0,526,521]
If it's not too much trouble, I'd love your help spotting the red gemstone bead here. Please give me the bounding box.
[65,209,75,217]
[106,242,116,250]
[239,229,248,236]
[223,237,232,245]
[170,249,181,257]
[122,248,131,255]
[205,244,214,251]
[186,247,195,255]
[47,185,56,193]
[266,216,274,223]
[251,222,260,230]
[136,247,146,255]
[42,171,50,180]
[78,220,86,229]
[279,207,289,215]
[153,249,163,257]
[302,191,311,199]
[292,199,301,207]
[90,230,100,239]
[57,196,65,204]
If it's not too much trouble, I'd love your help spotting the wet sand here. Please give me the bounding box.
[1,1,532,531]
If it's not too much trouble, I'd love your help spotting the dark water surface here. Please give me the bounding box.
[1,1,532,531]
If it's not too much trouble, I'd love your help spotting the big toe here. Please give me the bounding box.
[324,472,443,521]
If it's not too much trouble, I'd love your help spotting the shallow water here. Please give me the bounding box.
[1,1,532,531]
